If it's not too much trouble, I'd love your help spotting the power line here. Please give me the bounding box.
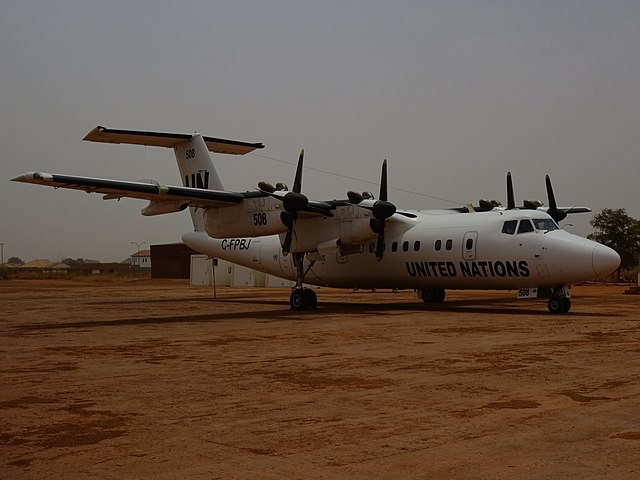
[249,152,462,205]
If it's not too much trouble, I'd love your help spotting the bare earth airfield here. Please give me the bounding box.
[2,279,639,479]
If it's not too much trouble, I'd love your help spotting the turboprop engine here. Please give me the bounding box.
[203,198,288,238]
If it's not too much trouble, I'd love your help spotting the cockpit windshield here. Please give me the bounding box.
[502,218,559,235]
[533,218,559,232]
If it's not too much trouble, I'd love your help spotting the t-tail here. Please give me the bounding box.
[83,126,264,231]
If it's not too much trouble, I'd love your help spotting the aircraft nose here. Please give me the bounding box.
[592,244,620,278]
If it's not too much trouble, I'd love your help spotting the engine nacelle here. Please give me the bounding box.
[141,200,190,216]
[204,198,287,238]
[285,205,376,253]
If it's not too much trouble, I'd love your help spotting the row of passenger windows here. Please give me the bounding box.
[370,238,464,254]
[391,240,421,253]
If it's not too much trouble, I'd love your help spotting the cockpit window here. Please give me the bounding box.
[502,220,517,235]
[517,219,535,234]
[533,218,559,232]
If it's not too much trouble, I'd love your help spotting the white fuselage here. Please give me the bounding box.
[183,207,618,291]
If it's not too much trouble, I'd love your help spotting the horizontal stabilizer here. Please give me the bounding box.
[83,126,264,155]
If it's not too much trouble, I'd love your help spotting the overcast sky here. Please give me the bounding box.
[2,1,639,262]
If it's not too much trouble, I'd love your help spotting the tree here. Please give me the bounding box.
[588,208,640,278]
[7,257,24,266]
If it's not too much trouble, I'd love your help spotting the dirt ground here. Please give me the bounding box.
[1,279,639,479]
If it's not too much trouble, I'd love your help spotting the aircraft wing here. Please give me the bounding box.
[11,171,260,208]
[11,171,335,217]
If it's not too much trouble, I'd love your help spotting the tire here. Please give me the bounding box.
[290,290,308,310]
[547,297,564,314]
[304,289,318,310]
[421,289,446,304]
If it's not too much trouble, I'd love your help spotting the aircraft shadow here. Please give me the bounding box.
[17,297,614,332]
[221,296,615,318]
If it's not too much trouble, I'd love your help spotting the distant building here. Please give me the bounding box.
[150,243,197,278]
[131,249,151,268]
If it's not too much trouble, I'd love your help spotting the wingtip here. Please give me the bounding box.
[11,171,51,182]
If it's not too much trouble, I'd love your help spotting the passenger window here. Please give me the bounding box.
[517,220,534,234]
[502,220,517,235]
[435,240,442,251]
[391,242,398,253]
[446,239,453,250]
[414,241,420,252]
[466,238,473,250]
[402,241,409,252]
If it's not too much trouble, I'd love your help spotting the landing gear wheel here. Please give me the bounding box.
[548,296,571,314]
[290,288,317,311]
[290,289,307,310]
[421,289,446,304]
[304,289,317,310]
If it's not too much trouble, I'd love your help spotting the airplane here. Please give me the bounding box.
[12,126,620,313]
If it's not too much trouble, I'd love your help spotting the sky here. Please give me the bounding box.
[1,1,639,262]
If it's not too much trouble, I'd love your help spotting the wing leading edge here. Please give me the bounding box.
[11,171,263,208]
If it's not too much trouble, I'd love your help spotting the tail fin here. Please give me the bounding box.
[83,126,264,231]
[173,134,222,231]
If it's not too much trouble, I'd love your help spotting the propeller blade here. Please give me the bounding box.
[293,149,304,193]
[545,175,558,209]
[379,159,388,201]
[545,174,567,222]
[506,171,515,210]
[375,229,385,261]
[280,212,295,254]
[369,218,385,260]
[282,224,294,254]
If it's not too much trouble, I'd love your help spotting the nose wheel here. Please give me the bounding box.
[547,287,571,313]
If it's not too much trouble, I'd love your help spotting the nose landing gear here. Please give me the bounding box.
[547,286,571,313]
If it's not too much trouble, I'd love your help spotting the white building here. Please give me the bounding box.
[131,249,151,268]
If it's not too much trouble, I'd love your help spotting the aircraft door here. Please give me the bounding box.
[463,231,478,260]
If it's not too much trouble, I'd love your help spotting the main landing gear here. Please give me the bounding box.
[547,286,571,314]
[289,253,317,311]
[420,288,446,304]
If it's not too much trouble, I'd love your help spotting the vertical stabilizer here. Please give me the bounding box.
[173,134,223,231]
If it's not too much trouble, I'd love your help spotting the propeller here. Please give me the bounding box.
[280,150,308,254]
[348,160,397,260]
[370,160,397,260]
[258,149,308,255]
[545,174,568,222]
